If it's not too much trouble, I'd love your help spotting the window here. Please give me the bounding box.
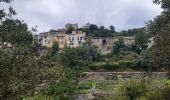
[80,37,83,40]
[78,41,81,45]
[69,37,71,41]
[77,37,79,40]
[72,37,74,41]
[45,40,46,42]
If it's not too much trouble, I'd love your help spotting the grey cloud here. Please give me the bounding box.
[4,0,163,32]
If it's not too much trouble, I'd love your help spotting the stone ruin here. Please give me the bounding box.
[80,72,167,81]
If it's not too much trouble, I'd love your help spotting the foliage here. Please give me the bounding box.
[103,63,119,70]
[60,43,101,70]
[0,45,52,99]
[0,19,33,47]
[66,26,74,34]
[147,0,170,71]
[109,25,115,33]
[43,68,77,100]
[51,41,59,56]
[79,24,116,37]
[140,50,150,69]
[112,39,126,55]
[0,1,59,99]
[134,30,148,53]
[88,62,103,70]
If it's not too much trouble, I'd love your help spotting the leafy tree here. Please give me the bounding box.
[134,30,148,52]
[44,68,77,100]
[0,19,33,47]
[0,1,56,99]
[140,50,150,70]
[60,43,101,70]
[51,41,59,56]
[100,26,105,30]
[89,24,98,32]
[66,26,74,34]
[109,25,115,32]
[147,0,170,71]
[112,38,125,55]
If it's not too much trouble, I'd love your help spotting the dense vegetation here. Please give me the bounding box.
[0,0,170,100]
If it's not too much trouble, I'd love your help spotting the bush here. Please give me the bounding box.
[162,86,170,100]
[103,63,119,70]
[78,82,92,90]
[43,68,77,100]
[118,60,139,68]
[88,63,103,70]
[146,89,163,100]
[124,81,147,100]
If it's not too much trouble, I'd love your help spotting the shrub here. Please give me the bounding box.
[78,82,92,90]
[88,63,102,70]
[103,63,119,70]
[124,81,147,100]
[118,60,139,68]
[162,86,170,100]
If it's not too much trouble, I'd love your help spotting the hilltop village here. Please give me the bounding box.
[34,23,135,54]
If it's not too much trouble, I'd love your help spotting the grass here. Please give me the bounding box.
[24,95,53,100]
[76,89,92,94]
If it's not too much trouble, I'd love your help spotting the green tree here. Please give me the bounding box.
[66,26,74,34]
[60,43,101,70]
[0,1,55,99]
[100,26,105,30]
[0,19,33,47]
[140,50,150,70]
[147,0,170,71]
[89,24,98,32]
[112,38,125,55]
[109,25,115,32]
[51,41,59,56]
[44,68,77,100]
[134,30,148,52]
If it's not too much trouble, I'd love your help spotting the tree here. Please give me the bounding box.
[51,41,59,56]
[147,0,170,71]
[44,68,77,100]
[0,1,54,99]
[60,43,101,70]
[66,26,74,34]
[89,24,98,32]
[0,19,33,47]
[134,30,148,52]
[100,26,105,30]
[140,50,150,70]
[112,39,125,55]
[109,25,115,32]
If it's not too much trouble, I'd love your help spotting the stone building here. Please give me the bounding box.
[91,37,119,54]
[67,31,86,48]
[41,29,86,48]
[41,29,67,48]
[65,23,78,31]
[123,36,135,46]
[91,36,135,54]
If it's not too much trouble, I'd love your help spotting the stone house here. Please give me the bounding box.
[67,31,86,48]
[123,36,135,46]
[65,23,78,31]
[91,36,135,54]
[41,29,67,48]
[91,37,119,54]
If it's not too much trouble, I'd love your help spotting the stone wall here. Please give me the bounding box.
[80,72,167,81]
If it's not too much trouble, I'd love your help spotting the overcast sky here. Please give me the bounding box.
[2,0,162,32]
